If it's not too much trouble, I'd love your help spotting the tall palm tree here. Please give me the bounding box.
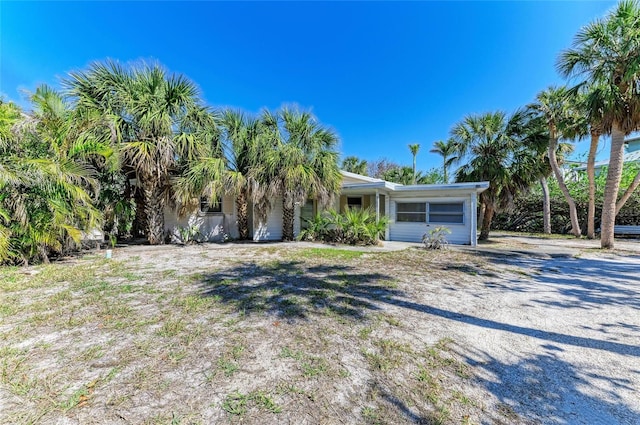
[67,60,208,244]
[558,0,640,248]
[175,109,270,240]
[256,108,342,241]
[528,86,583,237]
[452,111,540,240]
[408,143,420,184]
[341,156,368,175]
[573,85,609,238]
[429,139,458,183]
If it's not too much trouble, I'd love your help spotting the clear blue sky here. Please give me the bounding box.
[1,1,617,172]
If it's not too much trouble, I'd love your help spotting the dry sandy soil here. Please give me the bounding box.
[0,234,638,424]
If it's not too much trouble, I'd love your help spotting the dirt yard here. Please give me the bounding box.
[0,235,638,424]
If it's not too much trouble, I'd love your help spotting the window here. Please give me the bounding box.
[300,199,315,229]
[347,196,363,210]
[200,197,222,214]
[396,202,426,222]
[428,202,464,224]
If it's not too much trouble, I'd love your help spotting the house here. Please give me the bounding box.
[164,171,489,246]
[572,136,640,173]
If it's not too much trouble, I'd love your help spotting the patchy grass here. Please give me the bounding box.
[0,243,526,424]
[295,247,366,260]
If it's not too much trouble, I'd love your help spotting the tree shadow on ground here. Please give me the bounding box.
[198,260,401,321]
[469,249,640,310]
[461,344,640,424]
[196,258,640,357]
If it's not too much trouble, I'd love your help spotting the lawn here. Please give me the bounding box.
[0,244,512,425]
[3,241,637,424]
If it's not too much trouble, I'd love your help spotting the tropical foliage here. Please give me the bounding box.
[298,208,388,245]
[341,156,368,175]
[558,0,640,248]
[450,110,545,240]
[253,108,342,241]
[429,139,458,183]
[0,92,106,265]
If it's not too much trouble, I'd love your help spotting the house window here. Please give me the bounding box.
[428,202,464,224]
[347,196,363,210]
[300,199,315,229]
[200,197,222,214]
[396,202,427,222]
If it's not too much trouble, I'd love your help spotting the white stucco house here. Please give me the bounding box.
[164,171,489,246]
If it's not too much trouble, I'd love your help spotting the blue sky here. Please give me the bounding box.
[1,1,617,172]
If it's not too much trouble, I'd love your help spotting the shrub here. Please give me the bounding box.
[298,207,388,245]
[422,226,451,250]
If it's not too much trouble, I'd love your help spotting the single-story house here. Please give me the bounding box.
[164,171,489,246]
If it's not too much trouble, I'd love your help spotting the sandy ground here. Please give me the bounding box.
[395,235,640,425]
[1,234,639,424]
[113,235,640,424]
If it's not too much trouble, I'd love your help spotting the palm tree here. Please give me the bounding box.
[341,156,368,175]
[0,89,105,264]
[256,108,342,241]
[175,109,270,240]
[67,60,208,244]
[408,143,420,184]
[573,86,609,238]
[429,139,458,183]
[528,86,583,237]
[558,0,640,248]
[452,111,540,240]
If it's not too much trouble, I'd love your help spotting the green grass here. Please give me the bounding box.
[296,247,365,260]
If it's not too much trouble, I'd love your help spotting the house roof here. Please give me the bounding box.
[339,170,489,194]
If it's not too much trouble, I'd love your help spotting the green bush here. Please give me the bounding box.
[298,207,388,245]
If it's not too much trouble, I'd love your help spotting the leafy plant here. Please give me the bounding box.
[298,208,388,245]
[177,225,201,245]
[422,226,451,250]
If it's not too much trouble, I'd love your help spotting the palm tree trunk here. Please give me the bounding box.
[615,171,640,214]
[548,137,581,237]
[540,176,551,234]
[443,158,448,184]
[412,155,417,185]
[479,203,494,240]
[142,179,165,245]
[282,197,295,241]
[236,190,250,240]
[477,202,485,231]
[601,125,627,248]
[586,131,600,239]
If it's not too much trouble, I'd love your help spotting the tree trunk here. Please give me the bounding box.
[443,159,448,184]
[477,202,485,231]
[586,131,600,239]
[615,170,640,214]
[540,176,551,234]
[142,179,165,245]
[548,136,581,237]
[412,155,417,185]
[479,203,494,241]
[601,125,627,249]
[236,190,250,240]
[282,197,295,241]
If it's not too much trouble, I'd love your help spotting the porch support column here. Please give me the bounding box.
[384,193,390,241]
[470,191,478,247]
[375,190,380,222]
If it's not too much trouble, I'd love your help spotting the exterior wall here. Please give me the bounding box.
[253,198,284,241]
[164,193,239,242]
[388,195,472,244]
